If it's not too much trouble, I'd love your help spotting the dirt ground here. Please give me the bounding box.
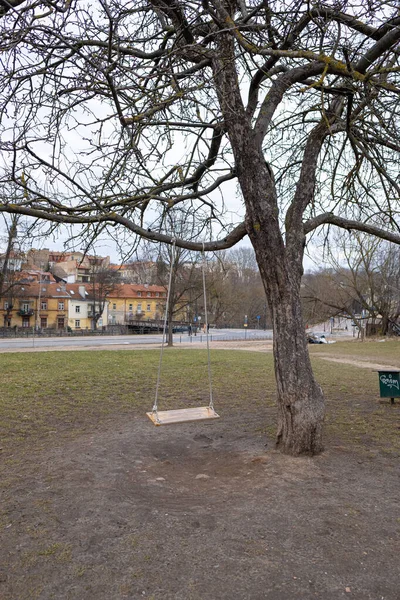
[1,343,399,600]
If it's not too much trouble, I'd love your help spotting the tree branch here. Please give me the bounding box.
[0,202,248,251]
[304,213,400,245]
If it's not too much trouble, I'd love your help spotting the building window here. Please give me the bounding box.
[129,303,133,311]
[41,301,47,310]
[137,291,141,297]
[147,292,151,297]
[22,303,30,312]
[137,303,142,313]
[75,319,81,328]
[112,303,116,310]
[40,317,47,328]
[58,301,64,310]
[57,317,65,329]
[4,301,9,309]
[22,316,30,328]
[156,292,159,297]
[75,305,80,313]
[147,303,151,311]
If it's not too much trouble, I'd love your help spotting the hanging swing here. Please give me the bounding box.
[146,242,220,426]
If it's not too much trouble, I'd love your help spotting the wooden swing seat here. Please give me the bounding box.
[146,406,220,426]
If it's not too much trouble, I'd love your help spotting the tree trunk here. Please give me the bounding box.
[270,282,325,454]
[250,230,325,454]
[381,314,389,336]
[167,315,173,346]
[211,32,325,454]
[227,141,325,454]
[225,144,326,455]
[239,154,325,455]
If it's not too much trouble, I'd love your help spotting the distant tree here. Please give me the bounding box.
[303,234,400,337]
[88,264,120,330]
[0,214,23,327]
[207,248,268,328]
[302,269,345,325]
[120,259,158,285]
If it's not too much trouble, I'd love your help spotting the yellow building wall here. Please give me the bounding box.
[107,294,166,323]
[38,297,68,328]
[0,306,22,328]
[0,295,70,329]
[0,296,34,328]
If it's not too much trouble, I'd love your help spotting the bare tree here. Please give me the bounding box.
[207,248,267,327]
[88,264,120,330]
[303,234,400,336]
[1,2,400,454]
[301,269,338,328]
[0,214,22,327]
[302,266,366,336]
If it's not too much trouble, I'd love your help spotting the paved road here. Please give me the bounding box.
[0,328,273,351]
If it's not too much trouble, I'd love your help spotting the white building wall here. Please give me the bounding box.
[68,298,89,329]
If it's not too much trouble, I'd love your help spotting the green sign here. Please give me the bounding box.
[378,371,400,398]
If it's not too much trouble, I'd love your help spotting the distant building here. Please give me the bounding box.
[109,261,158,284]
[0,254,189,331]
[0,250,24,271]
[66,284,108,330]
[0,280,70,329]
[106,283,167,325]
[24,249,111,283]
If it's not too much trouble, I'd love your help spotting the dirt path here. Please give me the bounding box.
[311,355,400,371]
[1,413,399,600]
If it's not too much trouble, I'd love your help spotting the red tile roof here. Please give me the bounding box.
[109,283,166,298]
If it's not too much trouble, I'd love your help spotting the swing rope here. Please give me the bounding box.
[150,240,215,423]
[152,239,177,423]
[202,243,214,411]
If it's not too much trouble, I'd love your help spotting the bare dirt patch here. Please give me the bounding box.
[1,413,399,600]
[311,355,400,371]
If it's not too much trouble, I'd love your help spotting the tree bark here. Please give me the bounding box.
[245,174,325,455]
[262,264,325,455]
[381,314,389,336]
[211,31,325,455]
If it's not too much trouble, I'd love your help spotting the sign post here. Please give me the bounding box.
[376,370,400,404]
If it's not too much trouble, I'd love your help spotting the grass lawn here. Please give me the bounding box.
[1,345,399,457]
